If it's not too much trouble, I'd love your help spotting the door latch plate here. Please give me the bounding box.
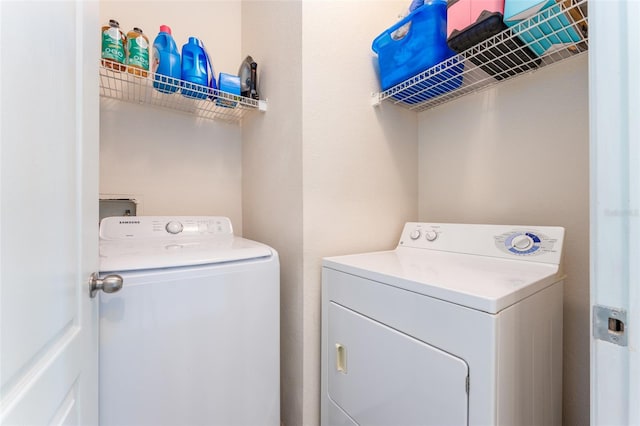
[593,305,627,346]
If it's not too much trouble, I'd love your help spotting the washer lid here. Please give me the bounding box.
[323,248,562,314]
[100,236,273,272]
[99,216,273,272]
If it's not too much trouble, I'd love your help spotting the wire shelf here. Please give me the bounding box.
[373,0,588,112]
[99,63,267,123]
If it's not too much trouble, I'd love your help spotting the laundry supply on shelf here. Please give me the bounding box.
[250,61,259,100]
[216,73,241,108]
[446,0,540,81]
[238,55,259,100]
[447,0,505,38]
[181,37,210,99]
[372,0,464,104]
[503,0,583,56]
[126,27,149,77]
[101,19,127,72]
[152,25,181,94]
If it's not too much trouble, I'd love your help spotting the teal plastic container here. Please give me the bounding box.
[504,0,582,56]
[372,0,463,102]
[152,25,181,93]
[181,37,209,99]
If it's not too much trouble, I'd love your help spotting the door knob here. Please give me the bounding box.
[89,272,123,298]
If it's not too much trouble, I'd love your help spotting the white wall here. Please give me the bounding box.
[418,55,590,426]
[243,1,418,425]
[301,2,418,424]
[99,1,244,230]
[241,1,304,424]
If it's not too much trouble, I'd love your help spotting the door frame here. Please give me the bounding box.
[589,1,640,424]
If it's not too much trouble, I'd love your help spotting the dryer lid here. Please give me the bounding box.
[323,222,566,314]
[323,248,561,314]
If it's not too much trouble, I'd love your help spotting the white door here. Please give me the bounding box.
[589,1,640,424]
[0,1,100,425]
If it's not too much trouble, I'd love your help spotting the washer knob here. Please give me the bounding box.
[512,234,533,250]
[410,230,421,240]
[425,230,438,242]
[165,221,184,234]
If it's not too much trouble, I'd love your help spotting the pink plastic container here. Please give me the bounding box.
[447,0,505,37]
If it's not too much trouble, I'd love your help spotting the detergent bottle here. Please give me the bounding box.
[152,25,181,93]
[126,27,149,77]
[180,37,209,99]
[101,19,126,71]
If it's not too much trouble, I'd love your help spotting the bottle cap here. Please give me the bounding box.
[159,25,172,35]
[133,27,143,34]
[109,19,120,27]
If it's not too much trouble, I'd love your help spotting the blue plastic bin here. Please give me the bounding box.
[372,0,463,103]
[504,0,582,56]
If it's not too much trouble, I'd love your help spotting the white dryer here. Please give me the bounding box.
[98,216,279,426]
[321,223,565,426]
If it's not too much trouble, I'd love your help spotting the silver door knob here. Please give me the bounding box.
[89,273,123,298]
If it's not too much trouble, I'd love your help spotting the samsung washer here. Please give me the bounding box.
[321,222,565,426]
[98,216,279,426]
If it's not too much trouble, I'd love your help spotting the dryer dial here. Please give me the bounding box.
[424,230,438,242]
[497,231,545,256]
[511,234,533,251]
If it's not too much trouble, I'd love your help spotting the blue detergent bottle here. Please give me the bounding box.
[152,25,181,93]
[181,37,209,99]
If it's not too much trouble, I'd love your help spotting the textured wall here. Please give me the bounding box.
[241,1,304,425]
[418,55,590,426]
[301,2,418,424]
[243,1,418,425]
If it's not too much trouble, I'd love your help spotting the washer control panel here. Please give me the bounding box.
[399,222,564,264]
[100,216,234,240]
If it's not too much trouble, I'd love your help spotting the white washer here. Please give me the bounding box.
[98,216,279,426]
[321,222,565,426]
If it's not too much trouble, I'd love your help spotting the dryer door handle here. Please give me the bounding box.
[89,273,123,298]
[335,343,347,373]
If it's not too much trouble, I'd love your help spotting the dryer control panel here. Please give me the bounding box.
[398,223,564,265]
[494,230,557,257]
[99,216,234,240]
